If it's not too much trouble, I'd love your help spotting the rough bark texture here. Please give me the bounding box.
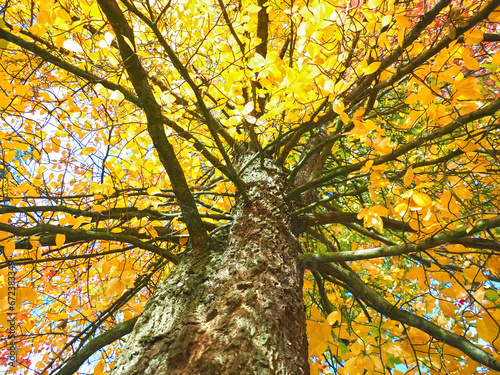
[110,156,309,374]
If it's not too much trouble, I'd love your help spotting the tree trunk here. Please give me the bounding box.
[110,156,309,374]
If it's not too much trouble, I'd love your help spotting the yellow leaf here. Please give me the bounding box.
[335,80,348,95]
[360,160,373,174]
[55,234,66,248]
[357,208,368,220]
[367,0,382,9]
[381,15,392,27]
[72,217,89,229]
[29,23,45,36]
[445,244,466,253]
[412,191,432,207]
[81,147,96,156]
[324,79,335,93]
[397,27,405,47]
[489,9,500,22]
[407,328,430,344]
[248,53,266,70]
[373,137,392,154]
[453,185,472,200]
[366,213,384,231]
[394,202,408,215]
[246,4,261,13]
[37,10,51,25]
[307,320,331,356]
[365,61,381,75]
[109,90,125,101]
[395,15,411,28]
[130,301,147,315]
[488,256,500,274]
[327,311,340,326]
[403,168,414,187]
[442,284,467,299]
[102,261,111,276]
[179,236,189,246]
[105,278,126,298]
[331,100,344,114]
[405,93,418,105]
[62,39,84,53]
[369,205,389,216]
[340,111,350,124]
[464,29,483,44]
[138,200,150,210]
[122,35,135,51]
[56,8,72,23]
[51,137,61,153]
[463,267,488,283]
[147,187,162,196]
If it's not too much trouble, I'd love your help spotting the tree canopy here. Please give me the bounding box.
[1,0,500,374]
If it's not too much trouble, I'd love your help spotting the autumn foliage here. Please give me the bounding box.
[1,0,500,373]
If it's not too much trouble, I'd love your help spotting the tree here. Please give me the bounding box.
[1,0,500,373]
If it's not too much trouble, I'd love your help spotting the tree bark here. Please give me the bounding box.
[110,156,309,374]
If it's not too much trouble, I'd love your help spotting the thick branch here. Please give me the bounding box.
[0,205,230,223]
[118,0,249,204]
[300,215,500,263]
[97,0,209,249]
[0,222,180,263]
[299,212,414,233]
[255,0,269,59]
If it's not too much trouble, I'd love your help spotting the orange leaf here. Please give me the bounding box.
[17,287,38,305]
[94,359,106,375]
[4,240,15,257]
[403,168,414,187]
[55,233,66,248]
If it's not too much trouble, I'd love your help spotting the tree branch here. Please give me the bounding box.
[307,261,500,371]
[96,0,209,249]
[217,0,245,55]
[299,211,415,233]
[0,29,139,104]
[52,317,138,375]
[286,95,500,198]
[347,0,452,103]
[118,0,250,205]
[372,0,500,94]
[0,222,180,263]
[300,215,500,263]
